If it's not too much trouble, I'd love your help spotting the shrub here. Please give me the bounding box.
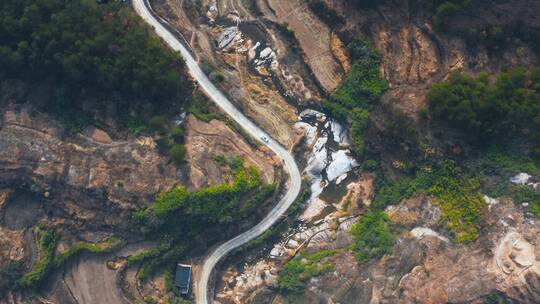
[308,0,345,28]
[350,211,394,262]
[371,162,486,242]
[126,117,149,135]
[131,164,269,279]
[170,144,186,165]
[149,116,168,134]
[17,231,121,289]
[189,101,224,122]
[362,159,379,172]
[171,127,184,144]
[278,249,339,294]
[17,229,58,289]
[53,238,121,268]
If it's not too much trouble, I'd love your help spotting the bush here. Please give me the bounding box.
[362,159,379,172]
[170,144,186,165]
[17,229,58,289]
[278,249,339,294]
[189,100,224,123]
[308,0,345,28]
[170,127,184,144]
[149,116,168,134]
[428,68,540,146]
[345,0,381,9]
[17,231,120,289]
[371,162,486,242]
[53,238,121,268]
[350,211,394,262]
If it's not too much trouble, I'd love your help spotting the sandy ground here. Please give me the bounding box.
[62,253,127,304]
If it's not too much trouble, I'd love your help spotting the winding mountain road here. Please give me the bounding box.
[132,1,302,303]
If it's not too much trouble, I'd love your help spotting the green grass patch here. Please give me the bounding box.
[17,228,58,289]
[17,228,119,289]
[189,102,225,123]
[278,249,340,294]
[372,162,486,242]
[350,211,394,262]
[53,238,121,268]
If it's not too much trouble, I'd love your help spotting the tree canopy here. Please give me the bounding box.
[428,68,540,146]
[0,0,190,116]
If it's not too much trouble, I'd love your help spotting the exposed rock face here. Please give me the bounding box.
[0,107,279,302]
[260,0,346,92]
[326,0,538,116]
[216,182,540,304]
[0,109,180,233]
[185,115,277,188]
[214,175,373,303]
[0,227,25,266]
[307,197,540,304]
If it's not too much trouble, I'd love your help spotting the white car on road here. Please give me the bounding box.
[260,134,270,144]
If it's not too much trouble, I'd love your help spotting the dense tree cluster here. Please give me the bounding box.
[0,0,190,117]
[323,36,388,155]
[428,68,540,146]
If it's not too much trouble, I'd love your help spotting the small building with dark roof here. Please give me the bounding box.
[175,263,192,295]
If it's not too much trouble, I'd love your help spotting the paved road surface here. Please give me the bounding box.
[132,1,302,303]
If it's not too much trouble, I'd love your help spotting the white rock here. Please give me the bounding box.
[336,173,348,185]
[326,150,358,182]
[510,173,533,185]
[313,136,328,152]
[263,270,277,285]
[300,197,327,222]
[305,146,328,176]
[218,26,239,49]
[269,246,284,258]
[330,119,349,145]
[338,217,357,231]
[410,227,449,242]
[248,41,261,60]
[286,239,299,248]
[295,121,317,145]
[299,109,326,121]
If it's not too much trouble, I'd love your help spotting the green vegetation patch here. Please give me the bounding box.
[278,249,340,294]
[0,0,191,119]
[17,228,118,289]
[131,163,278,280]
[372,162,486,243]
[428,68,540,146]
[323,36,388,155]
[350,211,394,262]
[53,238,121,268]
[17,228,59,289]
